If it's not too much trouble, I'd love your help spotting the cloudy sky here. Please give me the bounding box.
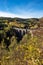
[0,0,43,18]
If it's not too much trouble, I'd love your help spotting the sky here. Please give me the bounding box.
[0,0,43,18]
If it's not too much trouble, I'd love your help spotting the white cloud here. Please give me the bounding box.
[0,11,29,18]
[0,11,43,18]
[0,11,19,18]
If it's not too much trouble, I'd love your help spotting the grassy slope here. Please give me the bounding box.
[0,17,43,65]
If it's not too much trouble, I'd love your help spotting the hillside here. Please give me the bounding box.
[0,17,43,65]
[0,17,40,28]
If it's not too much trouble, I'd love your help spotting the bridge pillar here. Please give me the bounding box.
[26,28,28,34]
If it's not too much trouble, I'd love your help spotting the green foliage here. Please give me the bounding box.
[0,33,43,65]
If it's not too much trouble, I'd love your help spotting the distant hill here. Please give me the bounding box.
[0,17,39,23]
[0,17,43,28]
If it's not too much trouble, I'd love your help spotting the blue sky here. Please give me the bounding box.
[0,0,43,18]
